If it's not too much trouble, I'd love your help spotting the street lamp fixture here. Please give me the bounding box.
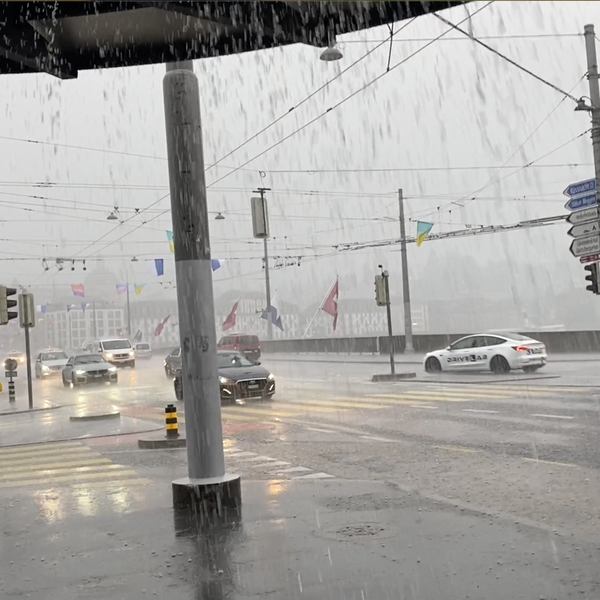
[131,256,138,262]
[320,44,343,62]
[107,211,118,220]
[215,212,225,220]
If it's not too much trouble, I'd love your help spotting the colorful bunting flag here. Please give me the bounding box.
[166,231,174,253]
[71,284,85,297]
[116,283,128,295]
[134,284,145,296]
[416,221,434,247]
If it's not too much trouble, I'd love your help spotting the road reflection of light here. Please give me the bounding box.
[34,489,65,523]
[72,487,99,517]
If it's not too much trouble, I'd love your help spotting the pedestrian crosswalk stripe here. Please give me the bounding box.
[0,441,83,456]
[0,441,143,490]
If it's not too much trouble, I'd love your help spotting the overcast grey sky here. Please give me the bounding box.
[0,0,597,310]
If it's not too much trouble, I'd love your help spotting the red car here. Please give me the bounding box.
[217,333,261,362]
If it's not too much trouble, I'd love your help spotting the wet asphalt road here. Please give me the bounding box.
[1,354,600,538]
[2,354,600,597]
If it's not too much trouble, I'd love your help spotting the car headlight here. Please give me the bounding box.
[109,366,117,372]
[219,376,233,385]
[268,373,275,381]
[42,365,50,371]
[19,357,24,363]
[129,351,134,356]
[75,370,85,375]
[106,352,113,358]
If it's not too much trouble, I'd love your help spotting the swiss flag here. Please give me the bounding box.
[222,299,239,331]
[320,278,339,331]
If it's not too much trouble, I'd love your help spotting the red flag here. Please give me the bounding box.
[154,314,171,337]
[222,299,239,331]
[320,278,339,331]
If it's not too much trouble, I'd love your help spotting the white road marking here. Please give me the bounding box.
[292,472,335,480]
[410,404,438,409]
[273,466,311,474]
[359,435,396,443]
[531,414,574,420]
[248,461,290,468]
[463,408,498,414]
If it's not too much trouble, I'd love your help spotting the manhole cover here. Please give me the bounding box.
[337,523,386,537]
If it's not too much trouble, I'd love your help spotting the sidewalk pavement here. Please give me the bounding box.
[0,477,597,599]
[264,351,600,365]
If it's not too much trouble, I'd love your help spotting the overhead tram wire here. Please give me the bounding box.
[28,2,495,269]
[433,12,580,103]
[411,74,588,220]
[80,6,494,263]
[68,21,417,262]
[205,1,496,190]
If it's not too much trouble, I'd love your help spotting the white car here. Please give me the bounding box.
[423,332,547,374]
[35,349,69,378]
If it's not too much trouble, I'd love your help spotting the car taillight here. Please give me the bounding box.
[512,345,529,352]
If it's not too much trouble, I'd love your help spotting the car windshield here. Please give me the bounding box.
[136,343,150,350]
[40,352,67,361]
[74,355,104,365]
[217,353,256,368]
[102,340,131,350]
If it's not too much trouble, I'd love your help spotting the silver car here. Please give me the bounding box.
[35,349,69,378]
[62,353,118,387]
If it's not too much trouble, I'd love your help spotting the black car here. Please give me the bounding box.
[173,351,275,403]
[164,347,181,378]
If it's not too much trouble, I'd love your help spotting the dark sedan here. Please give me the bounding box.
[174,351,275,403]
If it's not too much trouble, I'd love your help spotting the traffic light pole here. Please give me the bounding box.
[23,324,33,410]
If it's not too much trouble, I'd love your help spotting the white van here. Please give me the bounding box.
[87,338,135,368]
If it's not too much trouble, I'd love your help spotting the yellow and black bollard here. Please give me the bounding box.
[165,404,179,439]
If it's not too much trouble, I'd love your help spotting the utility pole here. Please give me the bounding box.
[375,267,395,375]
[253,187,272,339]
[92,301,97,338]
[398,189,414,353]
[163,61,240,516]
[584,25,600,229]
[126,274,132,336]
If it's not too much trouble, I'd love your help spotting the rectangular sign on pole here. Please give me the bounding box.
[580,253,600,264]
[567,206,599,225]
[570,235,600,257]
[563,178,596,197]
[564,193,597,211]
[568,222,600,238]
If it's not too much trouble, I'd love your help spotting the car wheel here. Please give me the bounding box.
[35,370,40,379]
[130,360,136,369]
[522,366,541,373]
[62,375,69,387]
[490,355,510,374]
[425,357,442,373]
[70,375,78,387]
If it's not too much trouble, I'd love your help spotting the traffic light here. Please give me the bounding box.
[0,286,17,325]
[585,263,599,294]
[375,275,388,306]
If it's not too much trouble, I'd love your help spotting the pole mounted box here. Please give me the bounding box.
[251,196,270,239]
[0,285,18,325]
[375,275,389,306]
[18,292,35,327]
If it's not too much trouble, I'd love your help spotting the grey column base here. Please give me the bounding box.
[372,372,417,382]
[172,473,242,530]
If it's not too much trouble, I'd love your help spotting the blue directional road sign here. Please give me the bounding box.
[563,178,596,198]
[564,193,598,211]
